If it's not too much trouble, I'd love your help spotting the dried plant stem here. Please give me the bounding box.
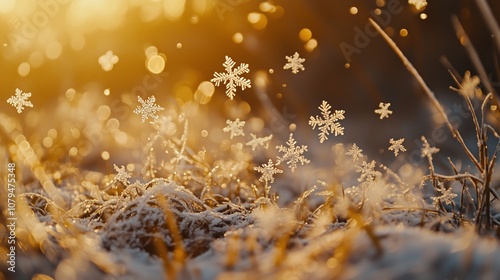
[474,0,500,56]
[368,18,482,172]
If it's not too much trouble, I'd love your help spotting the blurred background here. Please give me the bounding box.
[1,0,500,168]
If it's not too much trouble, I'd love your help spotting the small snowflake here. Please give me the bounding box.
[420,136,439,158]
[133,95,164,123]
[388,138,406,156]
[246,134,273,151]
[346,143,363,161]
[374,102,393,119]
[456,71,480,98]
[431,183,457,207]
[254,159,283,184]
[223,118,245,139]
[211,56,251,100]
[309,100,345,143]
[408,0,427,10]
[283,52,305,74]
[357,160,380,182]
[98,50,119,71]
[276,133,310,172]
[114,164,131,184]
[7,88,33,113]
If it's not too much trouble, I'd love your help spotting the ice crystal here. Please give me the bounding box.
[276,133,310,172]
[114,164,132,185]
[388,138,406,156]
[246,134,273,151]
[283,52,305,74]
[458,71,480,97]
[309,100,345,143]
[421,136,440,158]
[409,0,427,10]
[98,50,119,71]
[374,102,393,119]
[211,56,251,100]
[346,143,363,161]
[7,88,33,113]
[431,183,457,207]
[133,95,164,123]
[223,118,245,139]
[357,160,380,182]
[254,159,283,184]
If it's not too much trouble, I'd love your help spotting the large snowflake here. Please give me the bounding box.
[133,95,164,123]
[254,159,283,184]
[283,52,305,74]
[211,56,251,100]
[7,88,33,113]
[309,100,345,143]
[276,133,310,172]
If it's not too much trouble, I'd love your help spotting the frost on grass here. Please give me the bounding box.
[211,55,251,100]
[374,102,393,119]
[133,95,165,123]
[309,100,345,143]
[254,159,283,183]
[346,143,363,161]
[276,133,310,172]
[7,88,33,113]
[246,133,273,151]
[223,118,245,139]
[408,0,427,10]
[98,50,119,71]
[388,138,406,156]
[283,52,305,74]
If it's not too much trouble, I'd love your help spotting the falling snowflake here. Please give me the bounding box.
[246,134,273,151]
[357,160,380,182]
[211,56,251,100]
[98,50,119,71]
[421,136,439,158]
[276,133,310,172]
[346,143,363,161]
[7,88,33,113]
[408,0,427,10]
[254,159,283,184]
[374,102,393,119]
[223,118,245,139]
[309,100,345,143]
[114,164,131,185]
[431,183,457,207]
[283,52,305,74]
[388,138,406,156]
[133,95,164,123]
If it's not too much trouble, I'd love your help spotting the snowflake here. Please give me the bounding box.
[98,50,119,71]
[346,143,363,161]
[357,160,380,182]
[254,159,283,184]
[133,95,164,123]
[309,100,345,143]
[374,102,393,119]
[408,0,427,10]
[457,71,480,98]
[388,138,406,156]
[283,52,305,74]
[114,164,131,184]
[431,183,457,207]
[7,88,33,113]
[421,136,440,158]
[223,118,245,139]
[246,134,273,151]
[276,133,310,172]
[211,56,251,100]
